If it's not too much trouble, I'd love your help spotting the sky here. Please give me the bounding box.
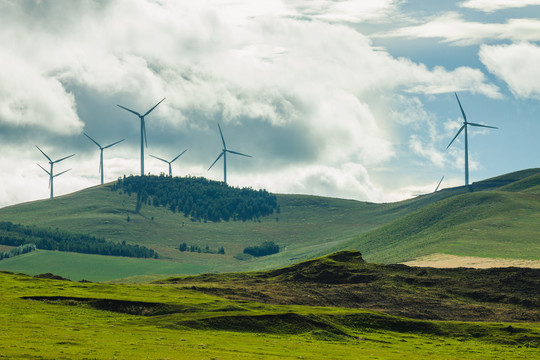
[0,0,539,207]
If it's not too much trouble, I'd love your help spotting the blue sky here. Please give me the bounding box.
[0,0,539,206]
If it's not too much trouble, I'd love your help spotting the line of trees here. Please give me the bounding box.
[111,175,278,222]
[0,243,36,260]
[0,221,158,259]
[179,242,225,255]
[243,241,280,257]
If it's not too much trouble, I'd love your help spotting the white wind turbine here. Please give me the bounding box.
[84,133,125,184]
[446,93,498,186]
[36,146,75,199]
[150,149,188,177]
[208,123,251,184]
[117,98,165,176]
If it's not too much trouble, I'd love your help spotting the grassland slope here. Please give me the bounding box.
[0,169,539,280]
[337,171,540,263]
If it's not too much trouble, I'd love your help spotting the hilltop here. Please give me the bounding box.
[157,250,540,322]
[0,169,539,281]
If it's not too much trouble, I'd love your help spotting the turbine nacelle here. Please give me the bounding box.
[150,149,188,177]
[84,133,124,184]
[117,98,165,176]
[35,146,75,198]
[208,123,251,184]
[446,93,498,186]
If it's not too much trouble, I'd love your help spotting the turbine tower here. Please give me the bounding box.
[208,123,251,184]
[446,93,497,186]
[36,145,75,199]
[84,133,125,185]
[117,98,165,176]
[150,149,188,177]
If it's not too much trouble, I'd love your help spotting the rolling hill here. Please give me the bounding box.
[0,169,539,281]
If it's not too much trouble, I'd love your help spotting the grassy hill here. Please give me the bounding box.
[0,169,539,281]
[1,252,539,359]
[338,171,540,263]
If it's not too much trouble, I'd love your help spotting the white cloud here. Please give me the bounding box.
[480,42,540,99]
[0,0,504,206]
[0,53,82,135]
[460,0,540,12]
[381,12,540,45]
[246,162,387,202]
[285,0,400,23]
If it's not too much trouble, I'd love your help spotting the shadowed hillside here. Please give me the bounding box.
[156,250,540,322]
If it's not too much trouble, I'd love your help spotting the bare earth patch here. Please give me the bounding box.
[403,253,540,269]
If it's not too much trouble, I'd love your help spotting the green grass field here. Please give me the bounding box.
[0,169,539,281]
[1,269,538,359]
[340,188,540,263]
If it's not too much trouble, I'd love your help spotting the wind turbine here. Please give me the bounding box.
[208,123,251,184]
[446,93,498,186]
[150,149,188,177]
[116,98,165,176]
[35,146,75,199]
[84,133,125,185]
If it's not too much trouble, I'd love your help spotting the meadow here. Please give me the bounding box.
[1,265,539,359]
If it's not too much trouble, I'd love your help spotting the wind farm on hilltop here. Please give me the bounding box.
[28,92,499,200]
[3,93,540,360]
[4,3,540,359]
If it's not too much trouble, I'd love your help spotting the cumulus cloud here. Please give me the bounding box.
[285,0,400,23]
[460,0,540,12]
[381,12,540,45]
[480,42,540,99]
[0,0,502,206]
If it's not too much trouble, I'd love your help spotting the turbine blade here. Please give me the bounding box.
[468,122,498,130]
[53,154,75,164]
[455,92,467,123]
[117,104,141,117]
[149,154,168,163]
[227,149,252,157]
[217,123,226,149]
[143,97,165,117]
[208,151,224,171]
[54,168,71,177]
[83,132,102,148]
[446,125,465,149]
[171,149,188,163]
[103,139,125,149]
[435,176,444,192]
[36,163,50,175]
[142,119,148,147]
[35,145,52,162]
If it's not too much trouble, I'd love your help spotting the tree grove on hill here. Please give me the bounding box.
[0,243,36,260]
[243,241,280,257]
[0,222,158,259]
[112,175,278,222]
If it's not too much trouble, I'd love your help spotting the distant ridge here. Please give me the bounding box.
[0,169,539,281]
